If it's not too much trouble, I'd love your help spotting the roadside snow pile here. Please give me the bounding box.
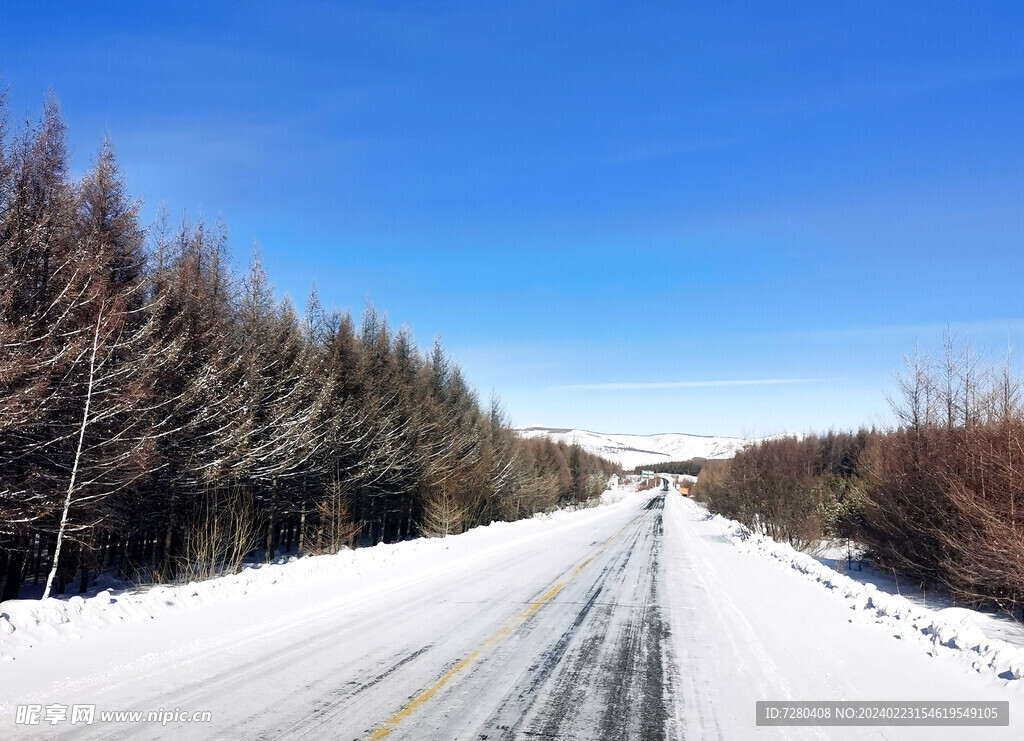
[0,490,636,662]
[687,498,1024,682]
[599,488,631,506]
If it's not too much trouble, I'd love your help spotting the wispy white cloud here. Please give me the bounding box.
[549,378,829,392]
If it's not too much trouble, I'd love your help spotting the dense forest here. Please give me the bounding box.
[631,460,704,476]
[0,95,618,600]
[694,339,1024,616]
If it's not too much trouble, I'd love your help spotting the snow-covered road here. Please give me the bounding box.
[2,491,1021,739]
[662,494,1021,740]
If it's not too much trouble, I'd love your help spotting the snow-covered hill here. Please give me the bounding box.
[516,426,772,469]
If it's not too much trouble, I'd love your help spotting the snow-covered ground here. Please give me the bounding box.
[0,500,627,664]
[681,497,1024,679]
[812,541,1024,648]
[1,490,1021,739]
[663,494,1023,739]
[0,495,660,739]
[517,426,778,468]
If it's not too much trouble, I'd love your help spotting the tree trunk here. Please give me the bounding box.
[32,533,44,584]
[158,523,174,581]
[43,309,103,599]
[117,537,128,578]
[1,548,24,601]
[265,517,276,563]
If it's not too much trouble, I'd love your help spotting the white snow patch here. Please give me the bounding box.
[0,490,639,662]
[517,426,791,469]
[685,497,1024,682]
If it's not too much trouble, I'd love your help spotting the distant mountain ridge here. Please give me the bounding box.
[516,426,776,469]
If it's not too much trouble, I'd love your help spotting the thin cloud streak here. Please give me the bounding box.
[550,378,829,392]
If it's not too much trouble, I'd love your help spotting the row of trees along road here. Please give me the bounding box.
[0,94,619,600]
[694,338,1024,617]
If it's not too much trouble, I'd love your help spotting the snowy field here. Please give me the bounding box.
[691,501,1024,682]
[516,426,760,469]
[1,489,1021,739]
[0,496,632,664]
[812,541,1024,649]
[665,495,1024,739]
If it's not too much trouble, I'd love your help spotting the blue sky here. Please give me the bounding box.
[4,1,1023,436]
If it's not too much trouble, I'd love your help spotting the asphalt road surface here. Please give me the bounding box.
[47,493,673,740]
[23,489,1022,740]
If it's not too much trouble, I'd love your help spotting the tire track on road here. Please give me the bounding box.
[365,503,653,740]
[477,495,669,741]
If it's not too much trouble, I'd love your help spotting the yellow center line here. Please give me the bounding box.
[366,508,647,740]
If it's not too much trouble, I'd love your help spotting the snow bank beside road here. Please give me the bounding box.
[681,496,1024,683]
[0,491,642,662]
